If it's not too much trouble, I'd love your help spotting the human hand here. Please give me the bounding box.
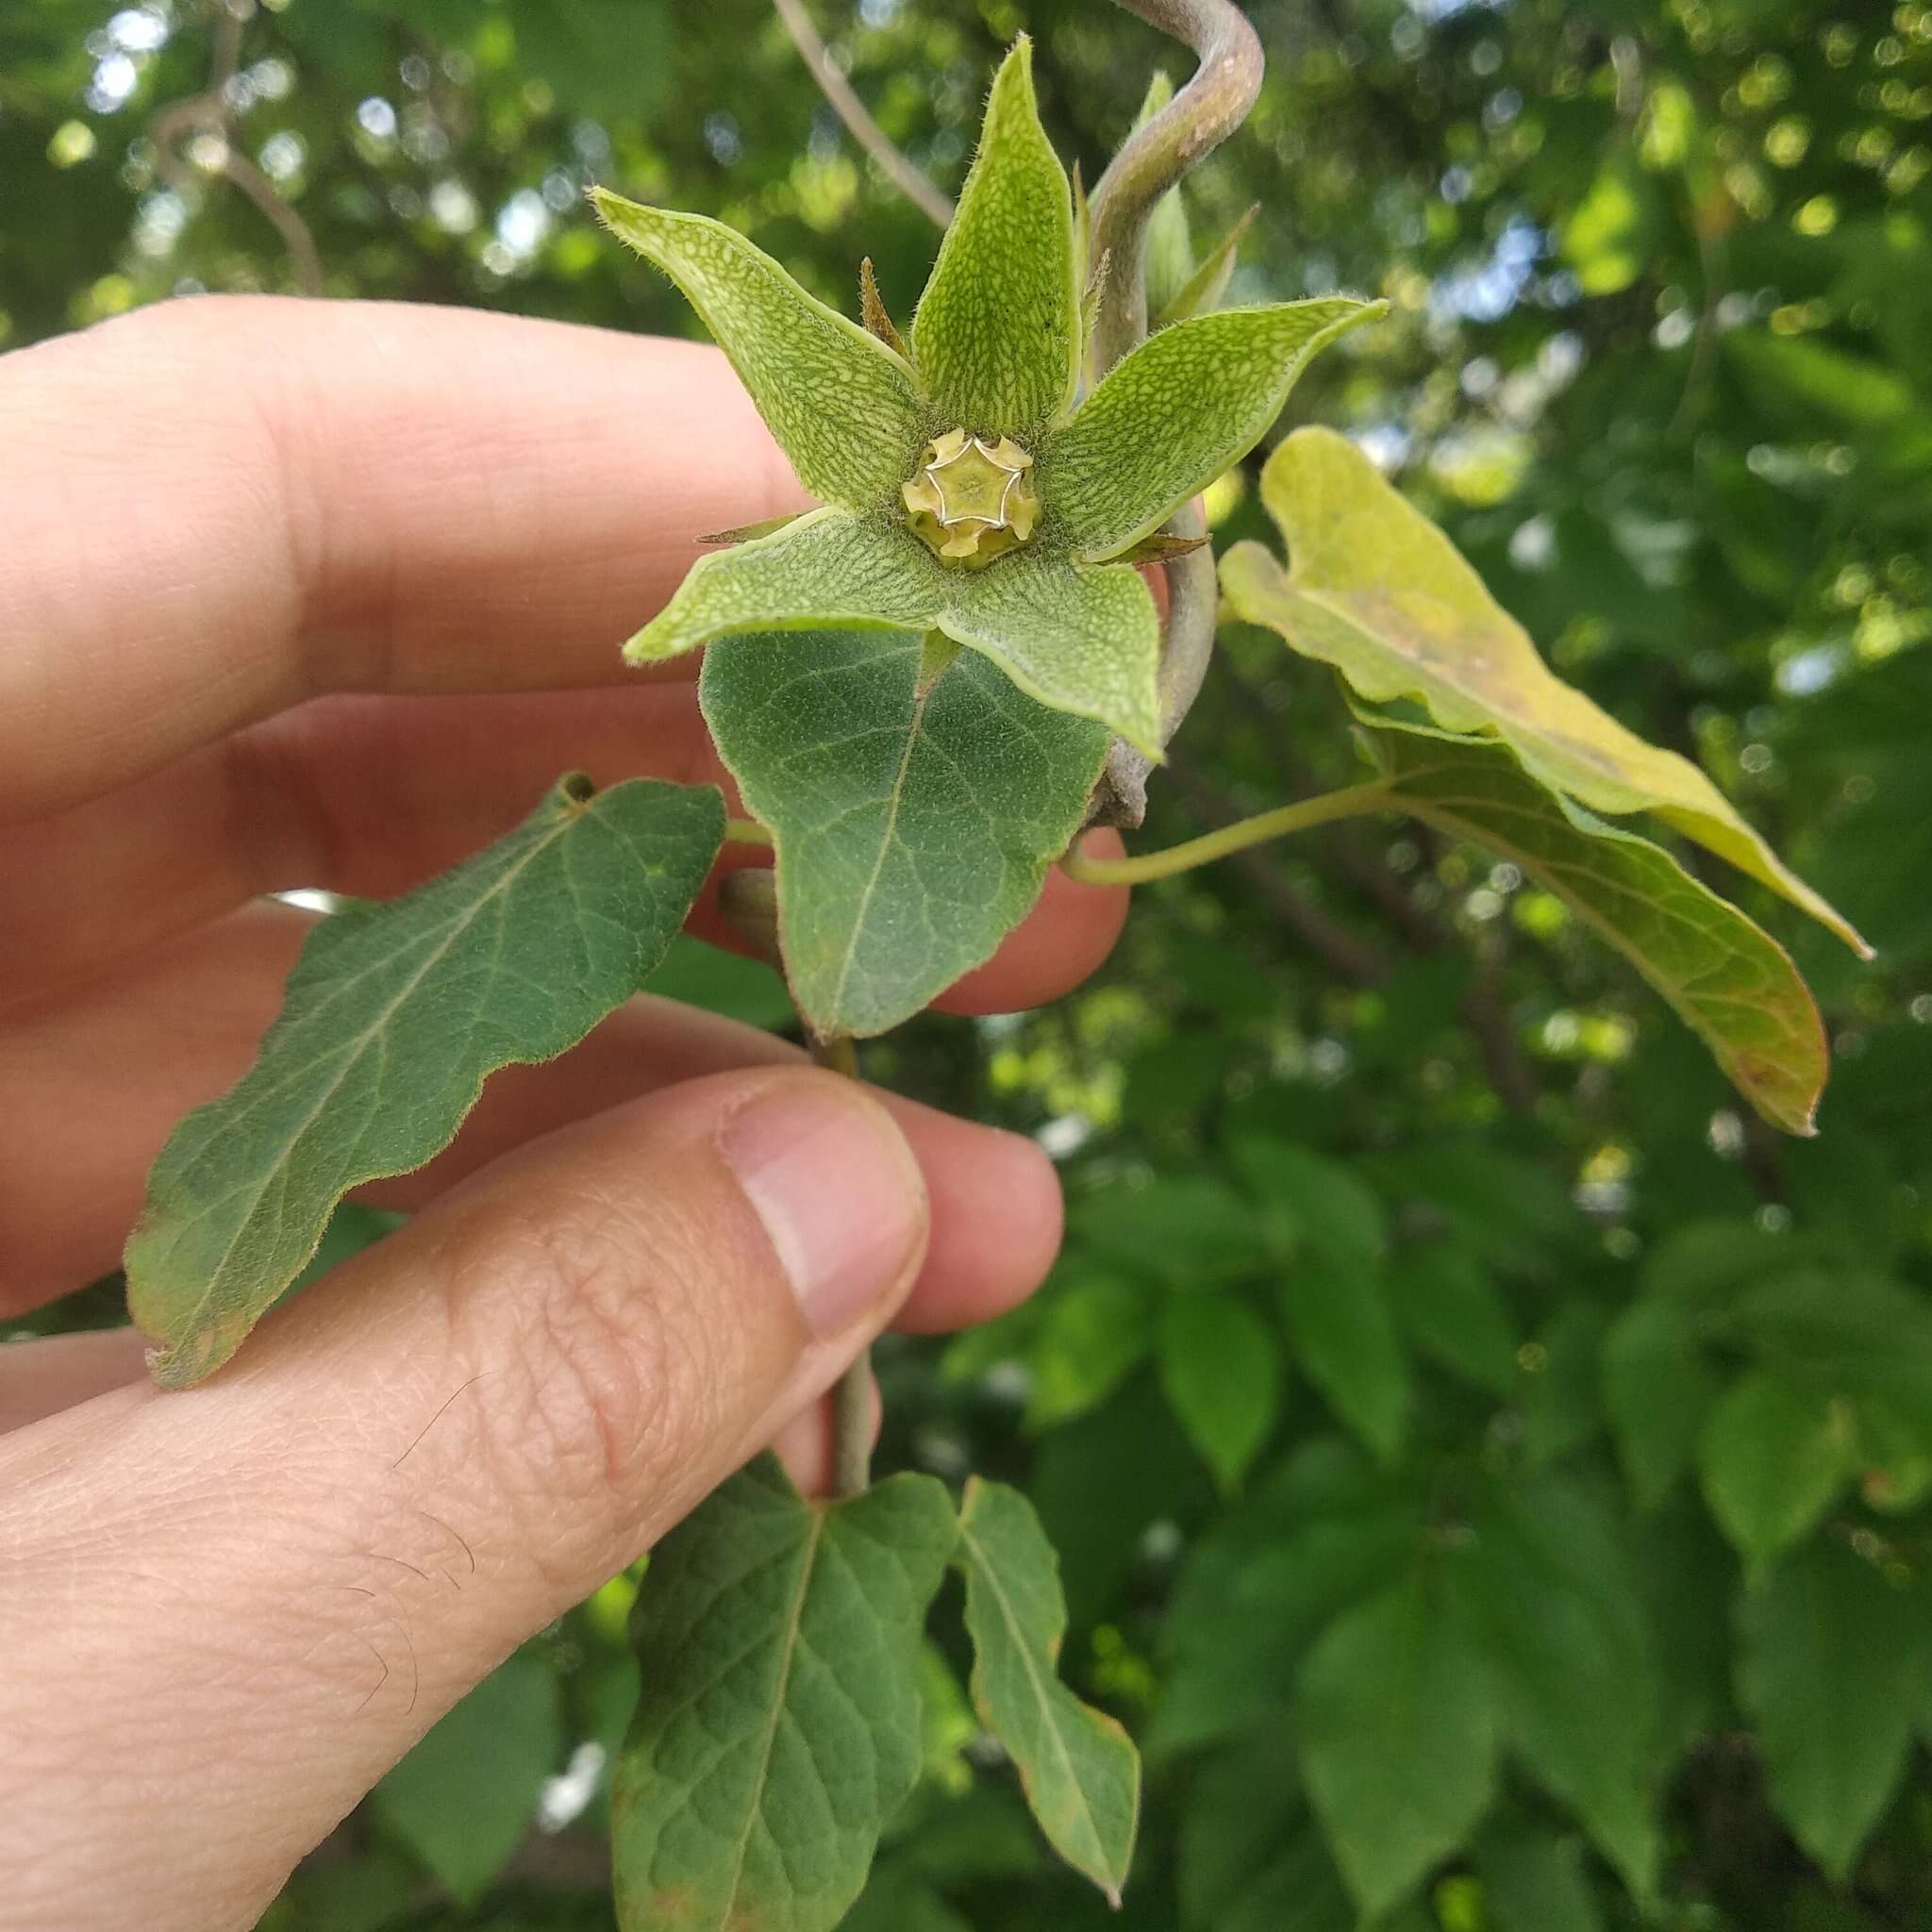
[0,297,1126,1931]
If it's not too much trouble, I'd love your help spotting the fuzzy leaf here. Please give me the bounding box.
[1737,1537,1932,1881]
[1043,300,1384,561]
[1224,427,1869,955]
[1361,721,1831,1134]
[611,1457,958,1932]
[940,551,1162,754]
[1298,1572,1499,1919]
[954,1478,1141,1902]
[702,627,1108,1038]
[625,510,946,663]
[912,38,1078,438]
[591,190,918,509]
[125,775,723,1387]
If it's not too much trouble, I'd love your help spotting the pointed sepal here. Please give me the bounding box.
[591,187,919,510]
[1042,297,1387,561]
[911,38,1080,438]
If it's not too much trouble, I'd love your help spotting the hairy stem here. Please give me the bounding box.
[770,0,956,228]
[1063,782,1393,886]
[809,1032,873,1499]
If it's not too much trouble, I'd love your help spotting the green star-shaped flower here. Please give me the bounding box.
[592,38,1383,755]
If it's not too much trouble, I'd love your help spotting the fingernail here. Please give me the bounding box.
[722,1076,926,1337]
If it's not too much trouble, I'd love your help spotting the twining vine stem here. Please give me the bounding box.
[1061,781,1394,886]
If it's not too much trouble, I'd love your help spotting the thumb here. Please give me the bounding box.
[0,1067,928,1932]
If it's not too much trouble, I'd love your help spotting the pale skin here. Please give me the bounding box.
[0,297,1128,1931]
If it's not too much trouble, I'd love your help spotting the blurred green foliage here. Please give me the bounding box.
[8,0,1932,1924]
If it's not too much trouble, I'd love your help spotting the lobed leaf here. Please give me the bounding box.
[611,1457,958,1932]
[912,38,1080,439]
[125,774,724,1386]
[1298,1571,1500,1919]
[1361,719,1831,1134]
[591,188,920,509]
[701,627,1108,1038]
[953,1478,1141,1902]
[1042,300,1384,561]
[1736,1537,1932,1881]
[1223,427,1870,957]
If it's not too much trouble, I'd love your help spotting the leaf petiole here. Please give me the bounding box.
[723,816,774,846]
[1060,780,1392,886]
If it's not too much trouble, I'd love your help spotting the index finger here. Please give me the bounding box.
[0,295,806,820]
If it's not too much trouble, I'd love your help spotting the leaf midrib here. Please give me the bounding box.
[713,1507,826,1929]
[823,677,930,1025]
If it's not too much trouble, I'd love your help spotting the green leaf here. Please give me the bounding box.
[125,774,723,1387]
[1178,1736,1353,1932]
[702,626,1108,1037]
[1228,1134,1387,1270]
[1222,428,1869,958]
[624,510,946,665]
[1043,300,1384,562]
[1602,1300,1722,1510]
[373,1652,563,1907]
[939,551,1162,756]
[611,1456,957,1932]
[1448,1473,1661,1893]
[1361,720,1830,1134]
[1280,1257,1410,1462]
[1474,1819,1605,1932]
[1022,1272,1158,1430]
[1297,1571,1499,1918]
[1158,1294,1283,1491]
[953,1478,1141,1903]
[1699,1371,1857,1563]
[590,189,919,509]
[1155,206,1257,328]
[912,38,1078,438]
[631,512,1162,755]
[1068,1176,1271,1288]
[1386,1242,1520,1397]
[1736,1537,1932,1881]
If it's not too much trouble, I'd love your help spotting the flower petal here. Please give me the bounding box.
[911,39,1080,440]
[591,188,920,509]
[940,557,1161,755]
[624,509,947,661]
[1040,297,1387,560]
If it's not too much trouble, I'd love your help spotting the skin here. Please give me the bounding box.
[0,298,1128,1930]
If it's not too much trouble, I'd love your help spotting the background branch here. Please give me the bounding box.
[770,0,956,228]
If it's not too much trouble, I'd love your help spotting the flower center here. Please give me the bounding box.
[901,429,1041,568]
